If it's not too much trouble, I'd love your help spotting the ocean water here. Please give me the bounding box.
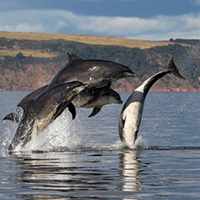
[0,91,200,199]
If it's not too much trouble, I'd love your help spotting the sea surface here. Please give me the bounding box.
[0,91,200,200]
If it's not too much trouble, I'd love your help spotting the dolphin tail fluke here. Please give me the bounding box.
[167,57,185,79]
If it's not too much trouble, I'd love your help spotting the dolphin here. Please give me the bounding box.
[118,57,185,148]
[44,52,134,117]
[73,87,123,117]
[3,52,135,121]
[2,84,122,121]
[47,52,135,89]
[8,81,86,151]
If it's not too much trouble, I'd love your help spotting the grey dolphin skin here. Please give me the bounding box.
[45,52,134,117]
[73,87,123,117]
[2,85,49,123]
[3,52,134,121]
[47,52,135,89]
[8,81,86,151]
[118,57,185,148]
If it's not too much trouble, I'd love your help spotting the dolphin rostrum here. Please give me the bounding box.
[118,57,185,148]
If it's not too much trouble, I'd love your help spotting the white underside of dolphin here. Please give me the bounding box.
[118,57,185,148]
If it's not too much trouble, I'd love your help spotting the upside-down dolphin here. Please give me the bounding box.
[118,57,185,148]
[3,52,134,121]
[73,87,123,117]
[8,81,86,151]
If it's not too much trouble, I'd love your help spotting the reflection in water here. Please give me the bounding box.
[119,150,142,193]
[9,150,147,199]
[13,153,103,186]
[8,148,200,199]
[10,151,113,199]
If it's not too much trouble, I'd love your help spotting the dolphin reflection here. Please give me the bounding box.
[119,150,143,192]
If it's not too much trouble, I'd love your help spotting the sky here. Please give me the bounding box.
[0,0,200,40]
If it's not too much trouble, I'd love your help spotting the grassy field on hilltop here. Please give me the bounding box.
[0,31,188,49]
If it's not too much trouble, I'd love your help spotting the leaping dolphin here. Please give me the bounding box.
[73,87,123,117]
[8,81,86,151]
[118,57,185,148]
[45,52,134,117]
[3,53,135,121]
[47,52,135,89]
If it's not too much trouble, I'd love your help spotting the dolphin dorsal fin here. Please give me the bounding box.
[67,52,82,63]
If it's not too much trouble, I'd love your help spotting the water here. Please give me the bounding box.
[0,91,200,199]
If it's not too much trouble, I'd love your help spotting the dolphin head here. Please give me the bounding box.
[114,63,136,80]
[123,71,136,77]
[108,89,123,104]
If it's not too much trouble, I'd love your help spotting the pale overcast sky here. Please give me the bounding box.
[0,0,200,40]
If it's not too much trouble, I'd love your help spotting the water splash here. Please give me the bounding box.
[23,111,81,152]
[19,109,122,152]
[0,121,17,154]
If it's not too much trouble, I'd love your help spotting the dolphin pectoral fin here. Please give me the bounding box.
[88,106,102,117]
[2,112,20,123]
[53,102,76,121]
[67,102,76,120]
[52,102,68,121]
[2,112,15,122]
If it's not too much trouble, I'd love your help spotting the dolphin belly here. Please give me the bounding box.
[119,101,143,148]
[36,111,56,132]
